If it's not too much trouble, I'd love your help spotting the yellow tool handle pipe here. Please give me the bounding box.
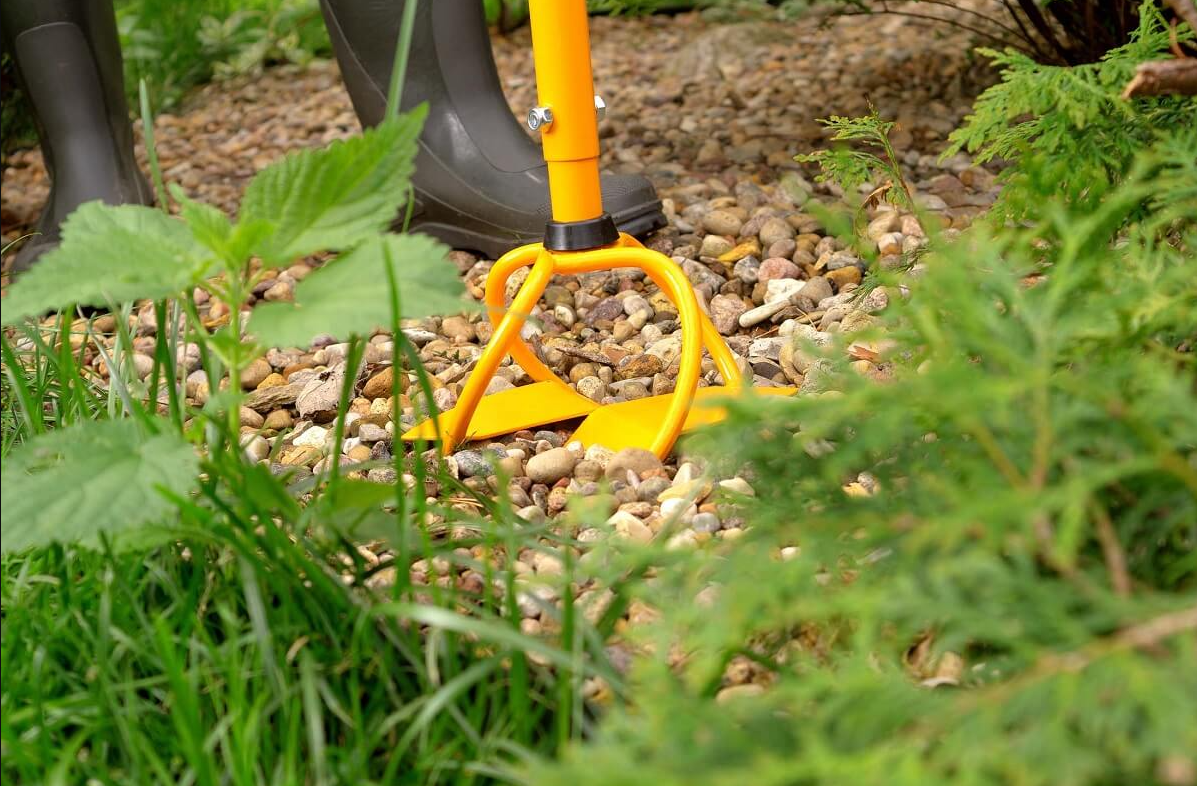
[528,0,604,222]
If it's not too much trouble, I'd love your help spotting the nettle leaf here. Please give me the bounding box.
[171,184,233,253]
[248,233,468,349]
[0,419,199,553]
[238,107,427,265]
[1,202,209,326]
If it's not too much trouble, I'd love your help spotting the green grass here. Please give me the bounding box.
[0,486,615,784]
[0,47,622,781]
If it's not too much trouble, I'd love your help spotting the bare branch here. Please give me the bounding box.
[1164,0,1197,38]
[1090,500,1132,597]
[1122,58,1197,98]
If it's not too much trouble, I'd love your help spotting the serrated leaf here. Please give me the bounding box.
[1,202,209,326]
[238,108,427,265]
[0,419,199,553]
[247,233,468,348]
[171,183,233,252]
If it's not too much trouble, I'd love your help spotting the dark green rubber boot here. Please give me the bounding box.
[2,0,153,274]
[319,0,666,259]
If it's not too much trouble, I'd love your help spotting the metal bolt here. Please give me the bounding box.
[527,106,554,131]
[594,94,606,121]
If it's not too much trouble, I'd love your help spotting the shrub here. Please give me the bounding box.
[945,1,1197,224]
[527,4,1196,784]
[528,124,1197,786]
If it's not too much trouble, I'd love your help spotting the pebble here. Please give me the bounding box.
[263,409,294,431]
[525,447,578,485]
[797,276,834,305]
[660,497,697,523]
[358,423,389,443]
[739,300,789,328]
[241,358,273,390]
[877,232,904,256]
[699,234,734,258]
[757,257,801,283]
[616,353,664,380]
[758,217,795,248]
[703,209,743,237]
[608,510,653,543]
[362,367,398,399]
[605,447,664,481]
[692,512,721,533]
[292,425,328,448]
[242,434,270,463]
[578,376,607,401]
[709,294,748,336]
[827,266,863,289]
[733,255,761,284]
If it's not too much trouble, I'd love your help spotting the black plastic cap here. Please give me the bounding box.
[544,213,620,252]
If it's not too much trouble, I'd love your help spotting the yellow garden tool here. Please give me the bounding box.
[404,0,796,459]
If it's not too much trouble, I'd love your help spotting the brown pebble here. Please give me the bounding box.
[256,372,288,390]
[826,266,863,290]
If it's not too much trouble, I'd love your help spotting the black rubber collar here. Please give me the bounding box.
[544,213,620,251]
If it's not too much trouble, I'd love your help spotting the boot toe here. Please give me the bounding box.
[600,172,667,238]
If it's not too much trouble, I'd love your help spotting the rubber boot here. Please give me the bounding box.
[1,0,153,274]
[319,0,666,259]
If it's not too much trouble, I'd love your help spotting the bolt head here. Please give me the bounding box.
[594,95,607,121]
[527,106,553,131]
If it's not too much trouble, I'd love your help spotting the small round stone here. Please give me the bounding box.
[605,447,664,481]
[525,447,578,485]
[703,209,744,237]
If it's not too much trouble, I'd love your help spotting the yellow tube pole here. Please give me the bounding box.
[528,0,604,222]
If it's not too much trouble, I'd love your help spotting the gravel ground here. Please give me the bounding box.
[2,10,1000,691]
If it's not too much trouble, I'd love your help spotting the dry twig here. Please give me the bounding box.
[1122,58,1197,98]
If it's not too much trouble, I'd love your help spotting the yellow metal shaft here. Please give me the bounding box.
[528,0,604,222]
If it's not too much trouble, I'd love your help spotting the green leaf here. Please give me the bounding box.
[0,419,199,553]
[171,183,232,252]
[1,202,209,326]
[247,233,467,348]
[238,108,427,265]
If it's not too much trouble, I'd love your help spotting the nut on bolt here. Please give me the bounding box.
[526,106,554,131]
[594,94,606,121]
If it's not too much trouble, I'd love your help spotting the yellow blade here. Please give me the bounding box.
[570,385,797,454]
[402,380,597,443]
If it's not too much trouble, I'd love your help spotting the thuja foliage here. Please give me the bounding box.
[531,134,1197,786]
[794,108,914,209]
[945,1,1197,223]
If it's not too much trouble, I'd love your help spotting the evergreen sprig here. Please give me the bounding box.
[945,0,1197,221]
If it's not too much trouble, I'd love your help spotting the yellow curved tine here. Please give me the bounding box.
[486,235,745,391]
[484,242,564,387]
[606,234,745,390]
[549,245,704,458]
[439,248,558,453]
